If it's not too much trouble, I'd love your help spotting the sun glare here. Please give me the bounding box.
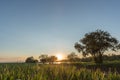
[56,54,63,60]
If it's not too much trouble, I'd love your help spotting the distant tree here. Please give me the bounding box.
[33,59,38,63]
[67,52,79,62]
[48,56,57,64]
[39,54,48,64]
[75,29,120,63]
[25,56,38,63]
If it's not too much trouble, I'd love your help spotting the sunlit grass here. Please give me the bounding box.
[0,63,120,80]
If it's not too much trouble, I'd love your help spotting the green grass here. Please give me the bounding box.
[0,63,120,80]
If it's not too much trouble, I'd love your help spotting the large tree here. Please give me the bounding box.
[74,30,120,63]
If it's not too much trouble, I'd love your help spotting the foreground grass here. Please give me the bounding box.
[0,63,120,80]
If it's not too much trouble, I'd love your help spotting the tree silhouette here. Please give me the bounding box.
[75,29,120,63]
[67,52,79,62]
[25,56,38,63]
[48,56,57,64]
[39,54,48,64]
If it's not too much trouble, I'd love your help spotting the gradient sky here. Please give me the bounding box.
[0,0,120,62]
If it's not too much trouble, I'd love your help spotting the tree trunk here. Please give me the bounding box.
[93,54,103,64]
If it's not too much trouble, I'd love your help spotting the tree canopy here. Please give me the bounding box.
[25,56,38,63]
[75,29,120,63]
[39,54,48,64]
[39,54,57,64]
[48,56,57,64]
[67,52,79,62]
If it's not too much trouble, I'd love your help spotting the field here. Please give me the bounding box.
[0,62,120,80]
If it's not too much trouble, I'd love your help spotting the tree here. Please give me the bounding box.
[25,56,38,63]
[48,56,57,64]
[67,52,79,62]
[39,54,48,64]
[74,29,120,63]
[33,60,38,63]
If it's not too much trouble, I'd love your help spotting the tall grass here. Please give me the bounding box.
[0,63,120,80]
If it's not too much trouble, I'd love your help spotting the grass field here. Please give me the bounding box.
[0,62,120,80]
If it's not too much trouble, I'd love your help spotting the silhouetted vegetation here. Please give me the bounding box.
[48,56,57,64]
[25,56,38,63]
[39,54,48,64]
[79,54,120,62]
[75,29,120,63]
[67,52,80,62]
[39,55,57,64]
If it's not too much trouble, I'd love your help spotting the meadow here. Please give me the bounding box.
[0,62,120,80]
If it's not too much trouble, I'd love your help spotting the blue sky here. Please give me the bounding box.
[0,0,120,62]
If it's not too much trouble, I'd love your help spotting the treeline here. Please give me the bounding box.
[63,53,120,62]
[78,54,120,62]
[25,55,57,64]
[25,52,120,63]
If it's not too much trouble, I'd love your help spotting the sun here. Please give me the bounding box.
[56,54,63,60]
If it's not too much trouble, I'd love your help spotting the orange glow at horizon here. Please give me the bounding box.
[56,54,63,60]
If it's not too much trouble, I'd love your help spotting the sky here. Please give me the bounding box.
[0,0,120,62]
